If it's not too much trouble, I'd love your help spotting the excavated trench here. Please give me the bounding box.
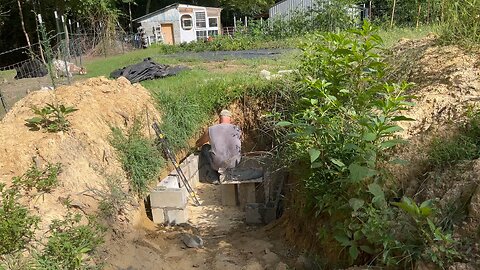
[105,100,303,270]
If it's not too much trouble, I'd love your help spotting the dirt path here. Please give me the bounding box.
[105,182,296,270]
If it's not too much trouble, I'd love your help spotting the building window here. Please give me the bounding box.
[196,30,207,41]
[181,15,193,30]
[195,12,206,28]
[208,30,218,37]
[208,17,218,27]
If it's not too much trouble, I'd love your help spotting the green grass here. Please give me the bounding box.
[142,67,280,152]
[110,120,164,196]
[377,25,437,48]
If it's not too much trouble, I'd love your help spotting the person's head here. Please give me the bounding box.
[219,109,232,124]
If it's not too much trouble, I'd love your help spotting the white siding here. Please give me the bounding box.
[269,0,315,20]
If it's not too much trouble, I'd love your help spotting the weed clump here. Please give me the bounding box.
[25,103,78,132]
[35,213,105,270]
[0,184,40,255]
[110,119,163,196]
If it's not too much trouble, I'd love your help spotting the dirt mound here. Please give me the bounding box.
[389,37,480,266]
[389,36,480,138]
[0,76,160,231]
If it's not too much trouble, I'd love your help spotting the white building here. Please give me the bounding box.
[269,0,366,22]
[133,3,222,46]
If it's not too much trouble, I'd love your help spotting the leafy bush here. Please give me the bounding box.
[12,163,62,193]
[276,21,457,267]
[25,103,78,132]
[110,119,164,196]
[0,184,40,255]
[35,213,105,270]
[440,0,480,45]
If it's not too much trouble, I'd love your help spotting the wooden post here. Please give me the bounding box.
[390,0,396,28]
[416,4,422,29]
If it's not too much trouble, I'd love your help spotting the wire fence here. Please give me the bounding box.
[0,24,141,118]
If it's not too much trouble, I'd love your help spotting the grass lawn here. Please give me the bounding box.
[82,25,435,152]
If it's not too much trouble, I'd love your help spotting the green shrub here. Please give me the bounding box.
[12,163,62,193]
[440,0,480,45]
[276,21,458,267]
[0,184,40,255]
[25,103,78,132]
[110,119,164,196]
[35,213,104,270]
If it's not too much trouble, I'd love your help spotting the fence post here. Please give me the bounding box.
[61,15,71,85]
[68,19,77,65]
[77,22,83,67]
[0,88,7,113]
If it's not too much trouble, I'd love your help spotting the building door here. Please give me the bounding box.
[161,24,174,45]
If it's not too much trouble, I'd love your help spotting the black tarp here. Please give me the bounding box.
[110,58,188,83]
[14,59,48,80]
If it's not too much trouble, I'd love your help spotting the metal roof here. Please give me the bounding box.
[133,3,222,22]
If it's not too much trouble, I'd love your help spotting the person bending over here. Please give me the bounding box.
[195,109,241,182]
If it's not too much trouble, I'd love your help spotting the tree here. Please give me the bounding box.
[17,0,32,51]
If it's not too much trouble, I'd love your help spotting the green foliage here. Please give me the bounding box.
[440,0,480,45]
[0,184,40,255]
[25,103,78,132]
[144,70,278,151]
[12,163,62,193]
[97,176,131,220]
[276,21,458,267]
[427,109,480,167]
[35,212,105,270]
[152,34,296,54]
[110,119,164,196]
[392,198,459,267]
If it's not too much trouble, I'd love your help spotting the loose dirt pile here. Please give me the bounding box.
[0,76,160,232]
[388,36,480,267]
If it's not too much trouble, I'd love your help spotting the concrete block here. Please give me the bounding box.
[245,203,263,224]
[151,208,166,224]
[245,203,277,225]
[262,202,277,224]
[158,175,180,189]
[150,188,187,208]
[166,209,188,224]
[221,184,237,206]
[238,182,257,209]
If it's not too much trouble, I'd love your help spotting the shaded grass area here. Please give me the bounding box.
[378,25,436,48]
[142,68,279,151]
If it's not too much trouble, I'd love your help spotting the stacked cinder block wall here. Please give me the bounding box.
[150,154,200,224]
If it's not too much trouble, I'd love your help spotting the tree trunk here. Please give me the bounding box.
[146,0,151,14]
[17,0,32,52]
[390,0,397,28]
[129,2,133,33]
[416,3,422,29]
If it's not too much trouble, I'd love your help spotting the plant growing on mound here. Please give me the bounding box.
[25,103,78,132]
[12,163,62,193]
[277,21,458,267]
[110,119,163,196]
[0,184,40,255]
[35,212,105,270]
[96,176,132,220]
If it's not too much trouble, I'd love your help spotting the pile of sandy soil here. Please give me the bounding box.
[387,36,480,267]
[0,76,161,232]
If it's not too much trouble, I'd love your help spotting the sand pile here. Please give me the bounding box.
[388,37,480,265]
[0,76,161,231]
[389,35,480,137]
